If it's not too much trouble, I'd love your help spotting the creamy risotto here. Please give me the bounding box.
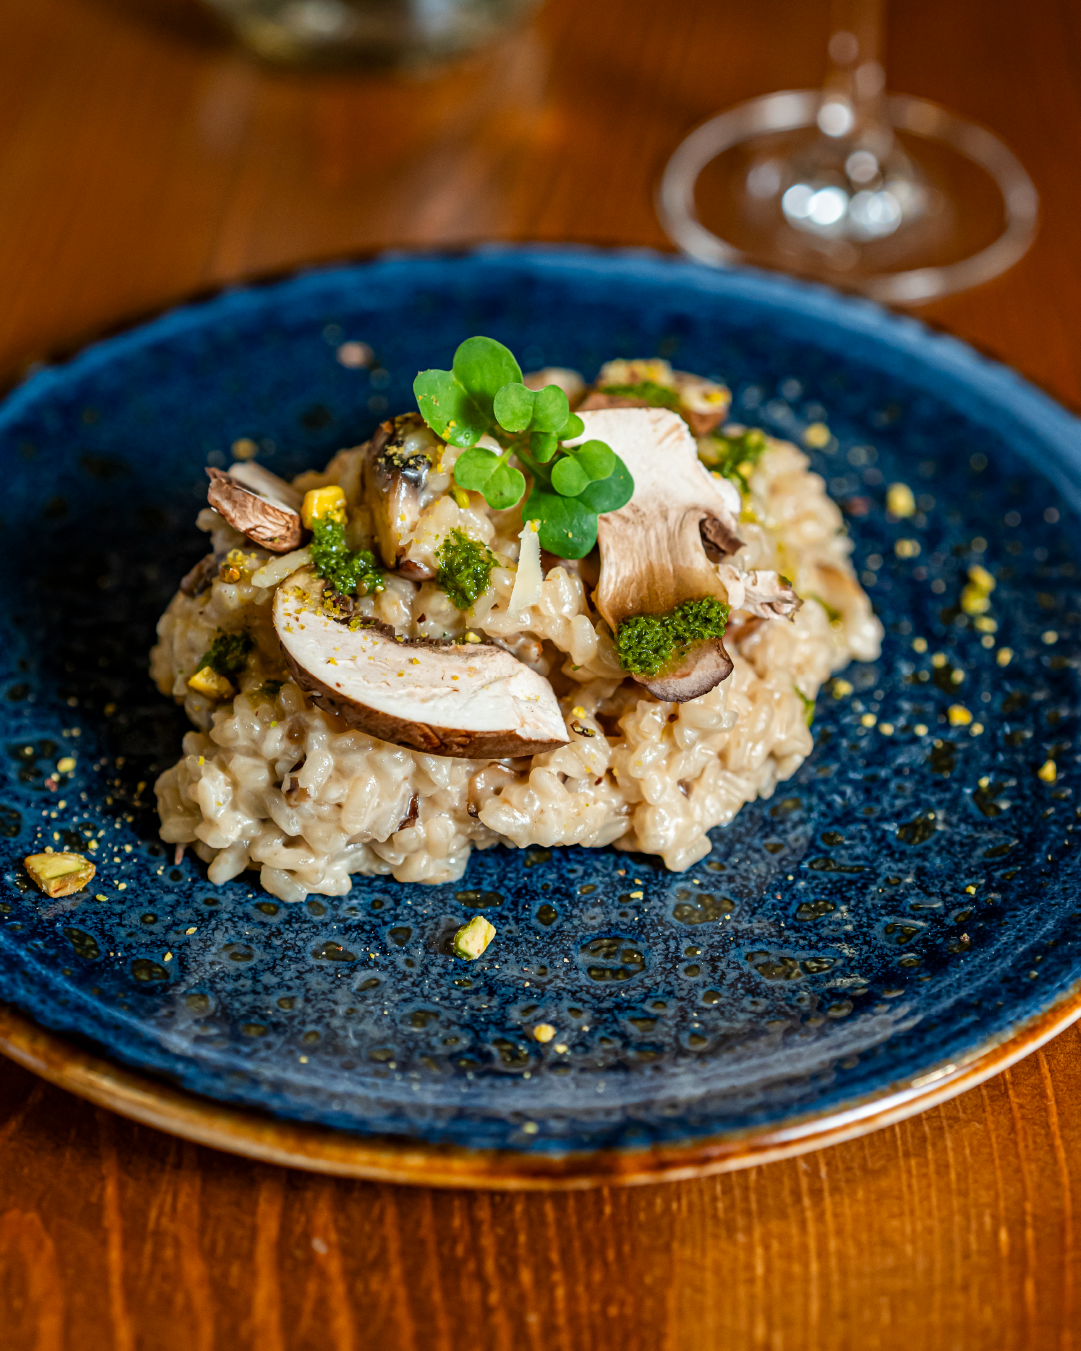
[152,353,881,902]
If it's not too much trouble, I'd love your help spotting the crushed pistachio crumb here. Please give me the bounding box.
[997,647,1013,667]
[895,539,921,559]
[832,679,853,698]
[948,705,972,727]
[24,851,95,898]
[1038,760,1058,783]
[453,915,496,960]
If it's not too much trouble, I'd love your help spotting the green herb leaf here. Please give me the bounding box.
[413,369,487,448]
[493,382,535,433]
[452,337,522,416]
[531,384,570,434]
[551,456,589,497]
[484,463,527,510]
[524,489,599,559]
[576,455,634,514]
[572,439,616,483]
[453,446,501,492]
[529,430,559,464]
[561,413,585,440]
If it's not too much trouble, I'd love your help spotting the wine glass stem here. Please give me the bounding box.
[824,0,888,140]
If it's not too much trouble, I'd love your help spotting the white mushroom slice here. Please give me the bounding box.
[206,465,303,552]
[716,564,801,619]
[273,568,569,758]
[570,408,749,702]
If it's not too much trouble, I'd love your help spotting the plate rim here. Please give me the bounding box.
[2,985,1079,1188]
[4,242,1081,1177]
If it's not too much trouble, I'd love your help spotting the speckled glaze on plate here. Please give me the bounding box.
[2,246,1081,1183]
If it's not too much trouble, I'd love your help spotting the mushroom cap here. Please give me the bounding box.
[571,407,741,702]
[273,568,569,758]
[206,465,304,552]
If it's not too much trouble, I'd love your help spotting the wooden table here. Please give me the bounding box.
[3,0,1081,1345]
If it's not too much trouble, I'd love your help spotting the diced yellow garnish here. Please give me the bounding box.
[895,538,921,559]
[532,1023,556,1043]
[301,485,347,529]
[886,482,916,517]
[997,647,1013,667]
[451,485,471,510]
[1038,759,1057,783]
[832,679,853,698]
[188,667,235,700]
[56,757,76,773]
[24,851,95,898]
[453,915,496,960]
[947,705,972,727]
[968,564,995,593]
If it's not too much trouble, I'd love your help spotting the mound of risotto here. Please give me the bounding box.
[152,344,881,902]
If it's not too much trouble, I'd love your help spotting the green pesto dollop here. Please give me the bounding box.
[197,629,253,677]
[436,529,498,611]
[597,379,681,412]
[616,597,729,678]
[310,515,384,598]
[704,426,768,490]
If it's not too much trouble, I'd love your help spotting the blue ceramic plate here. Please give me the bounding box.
[2,246,1081,1168]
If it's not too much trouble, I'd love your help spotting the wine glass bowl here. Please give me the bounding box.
[658,6,1038,304]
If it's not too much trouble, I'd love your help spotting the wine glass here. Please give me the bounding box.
[657,0,1038,304]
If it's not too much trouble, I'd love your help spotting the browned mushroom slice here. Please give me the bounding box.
[206,464,304,552]
[363,413,442,578]
[273,568,569,758]
[573,407,746,702]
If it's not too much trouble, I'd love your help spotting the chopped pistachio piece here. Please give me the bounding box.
[188,667,235,700]
[24,851,96,898]
[301,484,347,528]
[453,915,496,960]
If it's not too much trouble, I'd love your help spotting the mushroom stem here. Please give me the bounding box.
[571,407,743,702]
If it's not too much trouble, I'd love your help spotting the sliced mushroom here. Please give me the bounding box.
[179,553,218,598]
[273,567,569,758]
[206,463,304,552]
[572,407,749,702]
[716,564,801,619]
[363,413,442,578]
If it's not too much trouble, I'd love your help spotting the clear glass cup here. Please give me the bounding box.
[203,0,540,68]
[658,0,1039,304]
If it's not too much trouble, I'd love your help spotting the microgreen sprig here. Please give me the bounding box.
[413,337,633,559]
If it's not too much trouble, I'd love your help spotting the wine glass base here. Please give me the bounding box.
[658,91,1038,304]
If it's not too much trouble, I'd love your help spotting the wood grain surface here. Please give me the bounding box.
[2,0,1081,1345]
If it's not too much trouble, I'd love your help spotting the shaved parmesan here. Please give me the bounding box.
[508,519,543,616]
